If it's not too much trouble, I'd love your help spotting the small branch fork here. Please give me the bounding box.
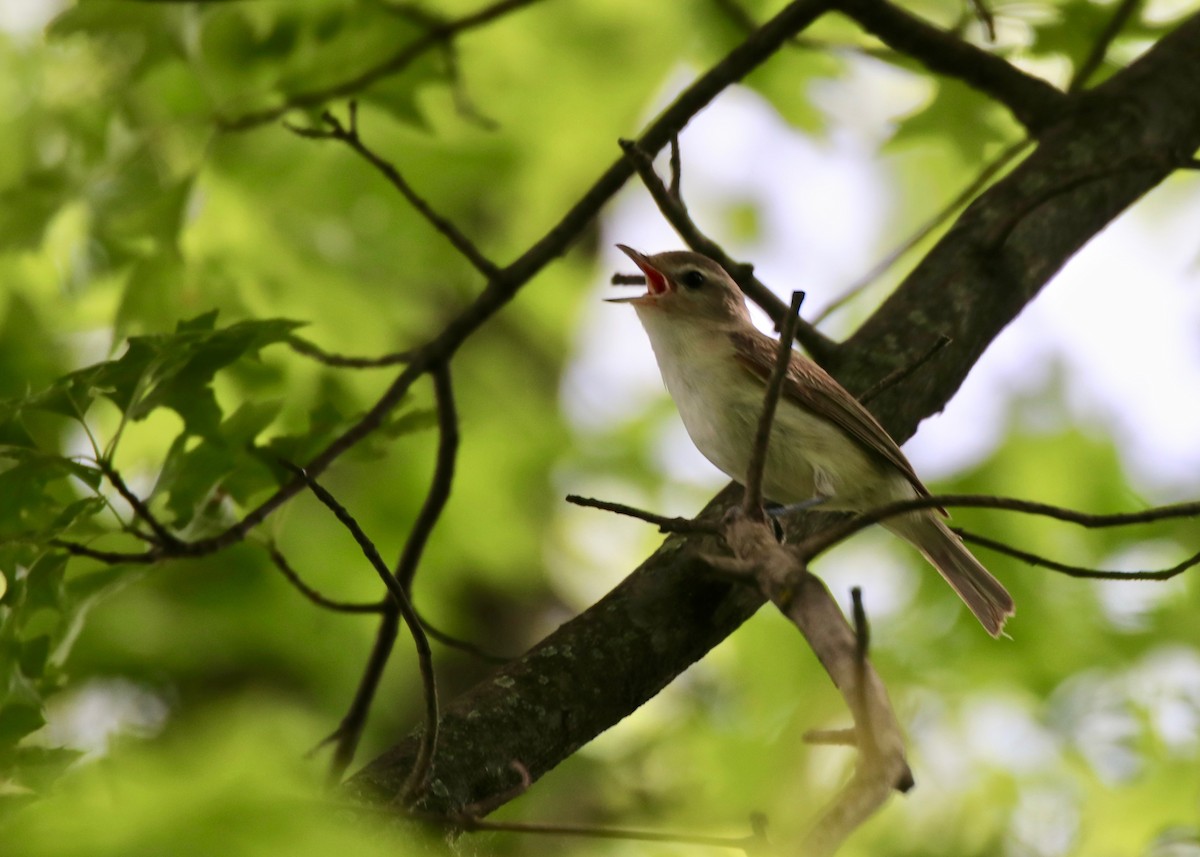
[286,104,498,279]
[282,462,440,806]
[327,362,462,785]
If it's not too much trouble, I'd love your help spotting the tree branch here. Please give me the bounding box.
[719,512,912,856]
[288,104,500,279]
[286,464,440,804]
[832,0,1067,132]
[1070,0,1143,93]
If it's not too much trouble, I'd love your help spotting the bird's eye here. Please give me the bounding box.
[679,270,705,289]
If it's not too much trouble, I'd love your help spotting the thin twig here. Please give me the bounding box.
[857,334,951,404]
[217,0,547,130]
[564,494,721,535]
[798,493,1200,561]
[965,0,996,42]
[848,586,876,762]
[288,105,499,279]
[284,463,439,805]
[396,364,459,592]
[718,513,911,856]
[617,138,837,363]
[330,365,460,781]
[814,138,1030,324]
[957,527,1200,580]
[416,607,509,664]
[668,135,683,200]
[743,291,806,519]
[267,545,387,614]
[804,728,858,746]
[329,612,401,784]
[851,586,869,662]
[49,538,159,564]
[98,459,181,548]
[1070,0,1143,93]
[288,335,413,368]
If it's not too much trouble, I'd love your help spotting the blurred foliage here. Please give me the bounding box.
[0,0,1196,856]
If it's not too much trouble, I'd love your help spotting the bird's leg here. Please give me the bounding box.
[768,496,830,516]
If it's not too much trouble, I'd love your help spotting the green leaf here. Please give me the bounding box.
[0,169,70,252]
[0,448,102,541]
[48,1,186,77]
[0,651,45,745]
[6,746,84,794]
[88,152,194,267]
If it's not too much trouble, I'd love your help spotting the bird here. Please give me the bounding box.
[608,244,1014,636]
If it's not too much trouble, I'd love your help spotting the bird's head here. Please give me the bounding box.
[608,245,751,326]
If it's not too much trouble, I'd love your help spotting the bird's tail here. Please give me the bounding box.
[886,513,1015,637]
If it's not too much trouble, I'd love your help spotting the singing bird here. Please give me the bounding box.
[609,245,1014,636]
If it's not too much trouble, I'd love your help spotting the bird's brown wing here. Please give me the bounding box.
[730,329,937,504]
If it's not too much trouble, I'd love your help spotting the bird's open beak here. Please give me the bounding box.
[606,244,670,304]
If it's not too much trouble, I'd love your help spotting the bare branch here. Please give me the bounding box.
[1070,0,1143,93]
[396,364,460,591]
[720,512,911,856]
[415,607,510,664]
[330,365,459,780]
[957,527,1200,581]
[668,135,683,201]
[97,459,181,549]
[797,493,1200,562]
[833,0,1066,132]
[289,105,500,279]
[266,545,387,614]
[965,0,996,42]
[287,335,413,368]
[565,494,720,535]
[814,138,1031,324]
[329,613,401,784]
[284,463,439,805]
[710,0,899,59]
[743,291,806,518]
